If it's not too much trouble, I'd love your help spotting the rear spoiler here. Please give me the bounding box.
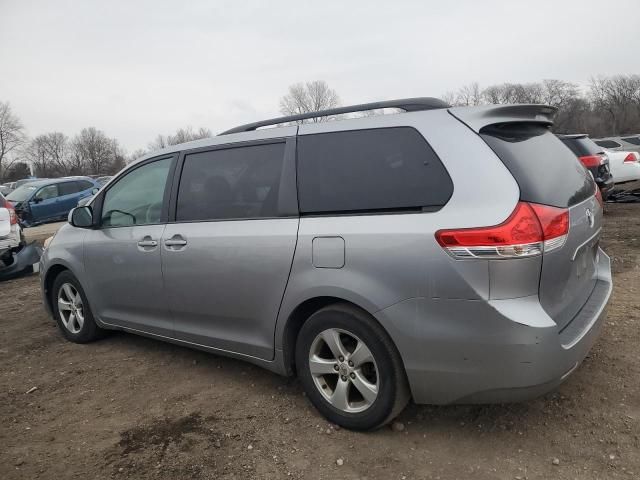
[448,104,558,133]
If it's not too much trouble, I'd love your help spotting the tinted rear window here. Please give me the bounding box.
[297,127,453,214]
[176,143,285,221]
[481,124,594,208]
[558,136,603,157]
[621,136,640,146]
[594,139,621,148]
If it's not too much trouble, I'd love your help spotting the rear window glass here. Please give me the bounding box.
[177,143,285,221]
[621,136,640,146]
[481,124,594,208]
[58,182,80,195]
[297,127,453,214]
[594,139,621,148]
[557,136,603,157]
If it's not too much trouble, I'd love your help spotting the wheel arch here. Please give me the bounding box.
[280,295,399,377]
[43,263,72,313]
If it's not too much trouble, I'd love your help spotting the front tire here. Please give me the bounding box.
[295,303,410,431]
[51,271,104,343]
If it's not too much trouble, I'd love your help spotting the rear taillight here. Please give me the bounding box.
[624,153,638,163]
[579,155,605,168]
[435,202,569,259]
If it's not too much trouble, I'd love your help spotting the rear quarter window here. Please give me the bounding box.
[297,127,453,214]
[481,124,594,208]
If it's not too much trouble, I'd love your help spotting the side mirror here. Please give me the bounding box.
[91,187,99,195]
[32,197,43,204]
[69,206,94,228]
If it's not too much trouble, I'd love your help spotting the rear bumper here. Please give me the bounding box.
[375,249,612,404]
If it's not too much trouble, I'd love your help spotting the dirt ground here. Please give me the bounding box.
[1,204,638,480]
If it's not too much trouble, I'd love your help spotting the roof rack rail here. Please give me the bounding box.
[219,97,450,135]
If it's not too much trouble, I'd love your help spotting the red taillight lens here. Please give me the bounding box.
[624,153,638,163]
[579,155,604,168]
[435,202,569,259]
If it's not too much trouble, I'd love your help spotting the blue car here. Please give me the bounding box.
[6,177,99,227]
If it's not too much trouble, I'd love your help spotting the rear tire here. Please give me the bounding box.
[51,271,104,343]
[295,303,410,431]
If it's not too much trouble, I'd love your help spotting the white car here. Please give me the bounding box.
[604,149,640,193]
[0,193,23,265]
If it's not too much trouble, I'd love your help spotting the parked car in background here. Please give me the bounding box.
[557,134,614,199]
[95,176,113,186]
[594,135,640,154]
[6,177,98,226]
[41,99,612,430]
[0,183,13,196]
[601,149,640,194]
[0,192,23,266]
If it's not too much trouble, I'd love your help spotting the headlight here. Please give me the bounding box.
[43,235,55,249]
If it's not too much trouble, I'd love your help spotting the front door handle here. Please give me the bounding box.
[137,238,158,248]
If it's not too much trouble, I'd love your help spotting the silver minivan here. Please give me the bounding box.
[40,98,612,430]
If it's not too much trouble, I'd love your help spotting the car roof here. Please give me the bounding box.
[556,134,589,139]
[19,177,94,188]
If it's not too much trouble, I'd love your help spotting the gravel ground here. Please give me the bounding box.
[1,204,638,480]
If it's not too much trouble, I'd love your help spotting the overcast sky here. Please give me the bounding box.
[1,0,638,152]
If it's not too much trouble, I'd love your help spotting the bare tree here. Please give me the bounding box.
[0,101,27,180]
[279,80,340,122]
[456,82,484,106]
[148,126,212,151]
[25,132,69,177]
[70,127,122,175]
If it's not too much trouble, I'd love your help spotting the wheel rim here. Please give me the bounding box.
[309,328,379,413]
[57,283,84,334]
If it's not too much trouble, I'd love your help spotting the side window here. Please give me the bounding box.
[35,185,59,201]
[76,180,94,191]
[594,140,621,149]
[297,127,453,214]
[176,143,285,221]
[101,158,172,227]
[58,182,81,196]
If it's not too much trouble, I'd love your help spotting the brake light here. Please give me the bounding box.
[624,153,638,163]
[579,155,604,168]
[435,202,569,259]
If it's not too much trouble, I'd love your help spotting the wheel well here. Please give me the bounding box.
[282,296,374,376]
[43,264,69,311]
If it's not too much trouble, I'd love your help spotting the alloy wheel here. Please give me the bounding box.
[57,283,84,334]
[308,328,379,413]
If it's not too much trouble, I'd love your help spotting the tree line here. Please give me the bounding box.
[2,74,638,182]
[0,101,211,182]
[442,75,640,136]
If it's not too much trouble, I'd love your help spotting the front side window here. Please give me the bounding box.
[176,143,285,221]
[35,185,59,201]
[76,180,95,191]
[101,158,172,227]
[297,127,453,214]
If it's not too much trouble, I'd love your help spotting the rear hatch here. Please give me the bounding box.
[478,122,601,330]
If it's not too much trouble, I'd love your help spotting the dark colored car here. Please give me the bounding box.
[557,134,614,199]
[6,177,98,226]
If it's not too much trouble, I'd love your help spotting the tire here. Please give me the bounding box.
[51,270,104,343]
[295,303,410,431]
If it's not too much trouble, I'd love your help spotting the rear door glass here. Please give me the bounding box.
[481,124,594,208]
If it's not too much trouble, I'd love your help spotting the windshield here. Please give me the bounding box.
[6,185,37,202]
